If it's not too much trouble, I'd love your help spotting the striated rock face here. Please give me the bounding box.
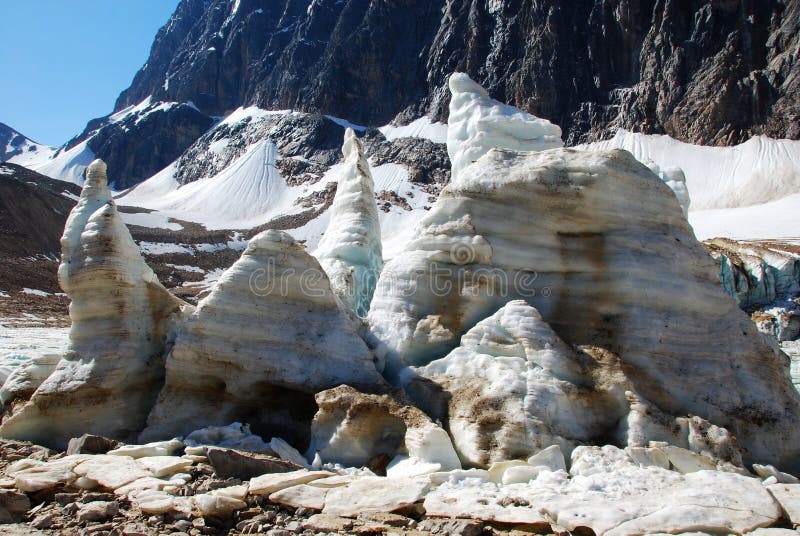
[367,147,800,471]
[314,128,383,317]
[115,0,799,147]
[142,229,385,447]
[0,160,190,449]
[447,73,562,181]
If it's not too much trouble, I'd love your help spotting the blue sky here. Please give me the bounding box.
[0,1,180,147]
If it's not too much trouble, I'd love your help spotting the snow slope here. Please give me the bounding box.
[0,122,56,167]
[379,116,448,144]
[578,130,800,210]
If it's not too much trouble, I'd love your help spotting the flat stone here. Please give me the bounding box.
[249,470,332,495]
[107,439,183,459]
[767,484,800,524]
[76,500,119,522]
[657,445,717,474]
[308,474,357,488]
[131,490,175,514]
[114,477,174,498]
[136,456,193,478]
[208,484,248,501]
[0,489,30,523]
[746,529,800,535]
[193,493,246,517]
[301,513,354,532]
[206,447,302,480]
[66,434,121,455]
[323,476,430,517]
[356,511,415,527]
[74,455,152,490]
[424,482,551,527]
[269,484,328,510]
[10,455,90,492]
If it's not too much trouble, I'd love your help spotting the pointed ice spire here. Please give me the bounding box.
[314,128,383,317]
[59,159,113,275]
[0,159,190,448]
[447,72,563,181]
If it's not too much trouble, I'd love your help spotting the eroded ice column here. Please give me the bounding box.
[447,72,563,181]
[314,128,383,317]
[142,229,386,448]
[0,160,190,448]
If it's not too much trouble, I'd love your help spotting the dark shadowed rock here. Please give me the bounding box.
[0,489,31,524]
[66,434,121,456]
[114,0,798,146]
[206,447,303,480]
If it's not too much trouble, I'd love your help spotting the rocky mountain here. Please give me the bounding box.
[0,123,51,163]
[118,0,799,147]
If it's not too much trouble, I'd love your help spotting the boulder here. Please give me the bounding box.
[314,128,383,317]
[76,500,119,523]
[0,160,190,448]
[0,489,30,524]
[66,434,121,456]
[142,229,385,446]
[206,447,301,480]
[249,470,333,496]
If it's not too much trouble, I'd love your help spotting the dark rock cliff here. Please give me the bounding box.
[116,0,798,146]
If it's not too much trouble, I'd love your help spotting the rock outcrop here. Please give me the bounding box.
[142,229,385,447]
[314,128,383,317]
[367,146,800,471]
[447,73,562,181]
[0,160,189,449]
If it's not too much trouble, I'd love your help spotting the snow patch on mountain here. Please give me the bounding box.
[26,141,96,186]
[0,122,56,167]
[378,117,448,144]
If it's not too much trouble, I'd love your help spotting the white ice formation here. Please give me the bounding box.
[644,160,691,217]
[314,128,383,317]
[142,229,385,446]
[0,160,190,448]
[367,146,800,471]
[406,300,750,468]
[308,385,460,473]
[446,72,563,181]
